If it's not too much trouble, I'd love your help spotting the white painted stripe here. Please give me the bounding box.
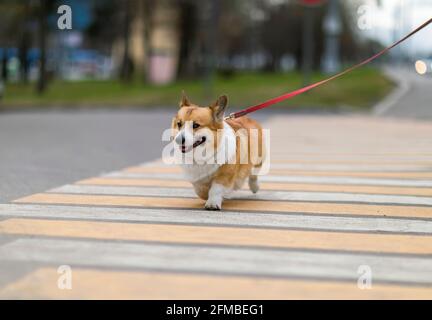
[1,238,432,285]
[105,172,187,180]
[269,158,432,164]
[133,162,432,172]
[1,204,432,234]
[138,159,165,167]
[269,163,432,172]
[50,185,432,206]
[105,172,432,187]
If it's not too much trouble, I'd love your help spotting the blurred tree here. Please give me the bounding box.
[36,0,58,94]
[0,0,54,89]
[120,0,133,82]
[19,2,31,83]
[87,0,154,81]
[177,0,199,77]
[175,0,361,75]
[0,1,31,83]
[177,0,254,77]
[262,2,305,71]
[85,0,119,53]
[1,52,8,82]
[260,0,360,71]
[0,0,378,87]
[36,0,48,94]
[217,0,249,68]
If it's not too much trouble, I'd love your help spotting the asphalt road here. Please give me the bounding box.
[0,110,172,202]
[0,88,431,298]
[2,114,432,298]
[377,66,432,119]
[0,109,269,203]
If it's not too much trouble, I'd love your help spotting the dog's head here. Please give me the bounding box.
[172,91,228,155]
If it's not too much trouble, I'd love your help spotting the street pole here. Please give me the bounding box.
[0,78,4,102]
[300,0,325,86]
[37,0,47,94]
[302,6,315,86]
[121,0,132,82]
[203,0,219,101]
[321,0,342,74]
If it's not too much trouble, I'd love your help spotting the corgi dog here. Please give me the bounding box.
[172,92,264,210]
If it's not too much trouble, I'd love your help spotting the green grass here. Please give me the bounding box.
[0,68,394,111]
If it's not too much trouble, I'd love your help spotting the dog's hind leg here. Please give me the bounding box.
[248,175,259,194]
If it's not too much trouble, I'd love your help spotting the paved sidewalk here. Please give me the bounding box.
[1,115,432,299]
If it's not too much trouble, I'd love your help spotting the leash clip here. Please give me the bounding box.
[224,112,236,120]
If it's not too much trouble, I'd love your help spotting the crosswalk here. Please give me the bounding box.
[1,115,432,299]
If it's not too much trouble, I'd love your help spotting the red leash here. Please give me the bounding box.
[226,18,432,120]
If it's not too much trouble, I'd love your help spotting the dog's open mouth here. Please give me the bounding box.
[180,137,206,153]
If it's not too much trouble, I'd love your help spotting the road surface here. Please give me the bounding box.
[0,110,172,202]
[376,66,432,119]
[1,112,432,299]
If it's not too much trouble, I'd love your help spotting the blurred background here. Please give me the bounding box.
[2,0,432,300]
[0,0,430,110]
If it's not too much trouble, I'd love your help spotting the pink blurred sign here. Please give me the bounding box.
[148,54,177,85]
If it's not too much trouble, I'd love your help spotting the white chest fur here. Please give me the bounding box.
[181,163,220,183]
[180,121,236,183]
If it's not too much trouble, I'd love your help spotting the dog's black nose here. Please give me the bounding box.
[175,134,185,145]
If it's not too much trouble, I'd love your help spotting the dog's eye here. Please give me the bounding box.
[193,122,200,129]
[177,121,182,128]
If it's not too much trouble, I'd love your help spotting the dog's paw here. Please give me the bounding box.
[205,200,221,211]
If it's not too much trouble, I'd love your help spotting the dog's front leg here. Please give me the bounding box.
[205,183,226,211]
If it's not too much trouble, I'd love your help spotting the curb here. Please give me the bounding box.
[373,67,411,116]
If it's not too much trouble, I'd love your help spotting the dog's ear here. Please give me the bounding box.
[179,90,190,108]
[210,95,228,122]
